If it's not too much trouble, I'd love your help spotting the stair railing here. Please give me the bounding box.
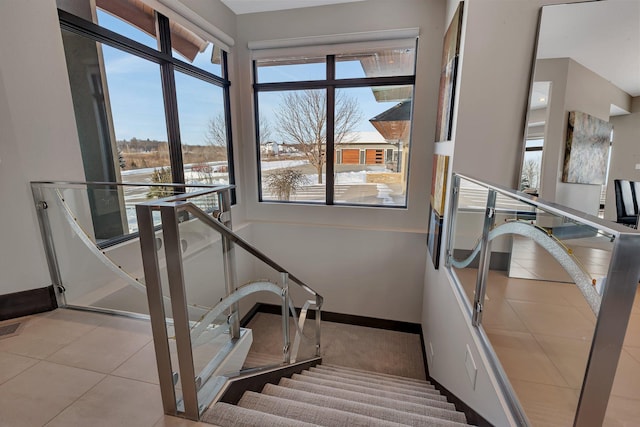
[444,173,640,427]
[136,187,323,420]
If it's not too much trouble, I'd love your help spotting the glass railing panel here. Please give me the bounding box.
[446,173,640,427]
[482,196,602,424]
[448,177,490,310]
[218,240,319,372]
[172,214,235,395]
[31,182,227,316]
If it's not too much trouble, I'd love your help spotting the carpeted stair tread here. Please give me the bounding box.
[278,377,457,412]
[322,363,430,384]
[300,370,443,398]
[310,366,437,392]
[204,401,320,427]
[262,383,468,425]
[313,364,435,389]
[290,373,449,405]
[238,391,407,426]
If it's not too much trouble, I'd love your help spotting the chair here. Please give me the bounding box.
[614,179,639,227]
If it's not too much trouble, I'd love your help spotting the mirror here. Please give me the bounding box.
[521,0,640,218]
[512,1,639,283]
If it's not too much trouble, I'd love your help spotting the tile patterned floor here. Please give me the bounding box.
[0,308,425,426]
[2,272,638,427]
[0,310,209,427]
[455,267,640,426]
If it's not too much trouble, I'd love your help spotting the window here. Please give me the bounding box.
[254,45,416,207]
[58,2,234,242]
[521,138,543,193]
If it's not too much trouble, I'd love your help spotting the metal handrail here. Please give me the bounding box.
[455,173,633,236]
[138,193,323,420]
[447,173,640,427]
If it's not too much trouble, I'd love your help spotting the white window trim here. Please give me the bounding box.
[249,28,418,60]
[141,0,235,51]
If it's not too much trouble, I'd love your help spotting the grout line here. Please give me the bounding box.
[40,368,108,427]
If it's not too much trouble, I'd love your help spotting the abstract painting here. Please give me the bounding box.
[428,154,450,269]
[435,1,464,142]
[562,111,613,184]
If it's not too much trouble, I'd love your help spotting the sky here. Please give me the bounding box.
[97,10,413,146]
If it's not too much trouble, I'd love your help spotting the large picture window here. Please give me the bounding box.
[254,44,416,207]
[58,2,234,242]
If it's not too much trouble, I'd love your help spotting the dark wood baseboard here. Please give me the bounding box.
[219,358,322,405]
[241,302,421,334]
[428,377,492,427]
[0,285,57,321]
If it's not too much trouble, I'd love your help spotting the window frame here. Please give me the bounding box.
[58,8,236,195]
[253,45,417,208]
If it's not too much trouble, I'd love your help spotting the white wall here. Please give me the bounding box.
[247,222,427,323]
[222,0,443,323]
[0,0,85,295]
[605,96,640,220]
[536,58,631,215]
[422,1,585,424]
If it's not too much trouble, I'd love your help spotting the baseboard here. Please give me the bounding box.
[0,285,57,321]
[219,358,322,405]
[241,302,421,334]
[428,376,492,427]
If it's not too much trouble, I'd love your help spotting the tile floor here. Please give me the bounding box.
[0,309,209,427]
[454,267,640,426]
[0,308,426,427]
[3,271,638,427]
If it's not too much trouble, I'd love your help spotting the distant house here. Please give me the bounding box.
[260,141,279,155]
[335,131,399,167]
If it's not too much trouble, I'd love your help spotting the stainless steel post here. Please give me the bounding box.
[31,185,66,307]
[445,174,461,268]
[281,272,291,364]
[160,204,199,420]
[574,232,640,427]
[135,204,177,415]
[473,189,496,327]
[218,189,240,340]
[315,295,322,357]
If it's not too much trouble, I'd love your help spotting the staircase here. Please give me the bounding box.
[203,363,471,426]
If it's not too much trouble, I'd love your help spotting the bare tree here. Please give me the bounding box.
[205,113,227,147]
[259,114,272,144]
[274,90,362,184]
[521,159,540,190]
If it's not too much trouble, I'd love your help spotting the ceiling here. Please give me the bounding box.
[221,0,365,15]
[536,0,640,98]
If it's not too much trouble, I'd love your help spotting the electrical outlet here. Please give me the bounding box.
[465,345,477,390]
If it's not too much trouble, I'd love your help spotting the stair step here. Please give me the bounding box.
[322,363,430,384]
[313,364,435,390]
[238,391,406,426]
[289,374,449,405]
[263,383,468,425]
[242,352,283,368]
[204,401,319,427]
[278,377,457,412]
[310,366,437,393]
[300,370,443,398]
